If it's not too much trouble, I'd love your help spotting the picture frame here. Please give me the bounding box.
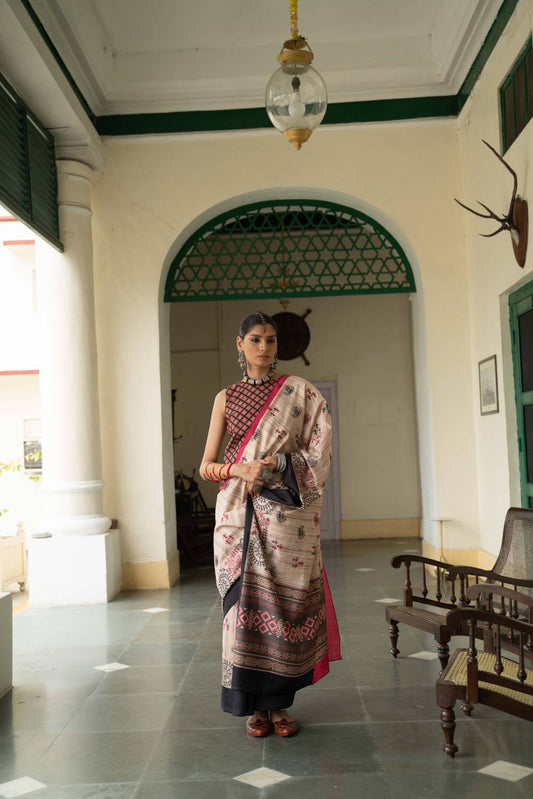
[478,355,499,415]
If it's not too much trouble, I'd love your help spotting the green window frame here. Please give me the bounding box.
[509,281,533,507]
[164,200,415,303]
[0,71,62,251]
[500,37,533,152]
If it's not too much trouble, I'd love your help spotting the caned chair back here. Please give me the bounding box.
[493,507,533,596]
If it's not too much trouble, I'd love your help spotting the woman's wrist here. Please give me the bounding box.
[200,461,233,482]
[275,453,287,473]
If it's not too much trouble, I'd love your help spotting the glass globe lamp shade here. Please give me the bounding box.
[265,62,327,149]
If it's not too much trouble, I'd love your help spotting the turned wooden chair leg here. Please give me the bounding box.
[440,706,458,757]
[388,620,400,657]
[437,642,450,672]
[461,701,474,716]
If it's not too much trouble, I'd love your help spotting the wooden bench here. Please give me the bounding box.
[385,507,533,670]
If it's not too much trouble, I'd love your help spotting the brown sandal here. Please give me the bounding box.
[273,718,299,737]
[246,715,273,737]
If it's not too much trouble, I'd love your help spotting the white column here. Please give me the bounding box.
[35,160,110,537]
[31,160,121,605]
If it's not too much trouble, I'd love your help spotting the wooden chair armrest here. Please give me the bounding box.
[466,583,533,607]
[391,554,454,570]
[446,605,533,635]
[445,565,533,587]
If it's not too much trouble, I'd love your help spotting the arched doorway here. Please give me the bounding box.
[160,195,429,564]
[164,200,415,302]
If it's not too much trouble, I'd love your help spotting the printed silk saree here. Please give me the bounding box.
[214,374,341,716]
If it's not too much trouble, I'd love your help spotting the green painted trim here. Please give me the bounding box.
[509,281,533,507]
[166,286,414,303]
[96,107,270,136]
[96,96,458,137]
[164,199,416,303]
[457,0,520,112]
[19,0,95,123]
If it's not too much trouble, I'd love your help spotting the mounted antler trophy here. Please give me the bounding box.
[455,140,528,268]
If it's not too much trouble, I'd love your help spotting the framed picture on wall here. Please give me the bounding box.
[479,355,499,415]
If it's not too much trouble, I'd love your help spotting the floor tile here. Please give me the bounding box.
[264,774,392,798]
[234,766,290,787]
[472,718,533,766]
[264,724,381,776]
[142,608,169,614]
[144,728,264,781]
[478,759,533,781]
[372,719,495,772]
[30,732,155,784]
[0,776,46,797]
[164,691,242,730]
[0,692,86,734]
[132,623,206,645]
[291,686,366,724]
[408,650,439,661]
[27,786,137,799]
[93,663,130,673]
[0,734,57,783]
[10,670,104,698]
[64,693,173,733]
[119,642,197,666]
[385,771,527,799]
[95,664,187,695]
[179,662,222,692]
[133,780,258,799]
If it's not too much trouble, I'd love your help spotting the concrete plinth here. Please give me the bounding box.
[29,530,122,606]
[0,593,12,698]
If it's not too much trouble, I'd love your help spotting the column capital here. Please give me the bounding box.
[56,159,95,182]
[56,160,95,213]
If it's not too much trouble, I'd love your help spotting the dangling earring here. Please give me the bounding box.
[238,350,247,378]
[272,352,278,372]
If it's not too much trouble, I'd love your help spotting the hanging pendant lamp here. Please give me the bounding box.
[265,0,327,150]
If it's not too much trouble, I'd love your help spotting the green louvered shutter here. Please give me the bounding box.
[0,72,62,251]
[0,74,28,216]
[27,114,60,244]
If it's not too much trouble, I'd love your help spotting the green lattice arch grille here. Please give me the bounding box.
[164,200,415,302]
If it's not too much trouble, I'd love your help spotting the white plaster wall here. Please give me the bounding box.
[457,0,533,555]
[92,117,479,565]
[0,241,39,371]
[170,295,421,522]
[0,374,41,536]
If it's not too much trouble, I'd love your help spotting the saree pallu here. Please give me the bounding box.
[214,375,341,716]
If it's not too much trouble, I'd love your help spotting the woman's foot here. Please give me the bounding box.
[246,711,272,737]
[271,709,298,737]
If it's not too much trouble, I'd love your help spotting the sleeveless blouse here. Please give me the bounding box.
[224,378,276,463]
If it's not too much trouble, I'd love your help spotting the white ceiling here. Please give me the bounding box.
[0,0,507,172]
[28,0,503,114]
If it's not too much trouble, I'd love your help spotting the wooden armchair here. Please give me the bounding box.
[385,507,533,670]
[437,583,533,757]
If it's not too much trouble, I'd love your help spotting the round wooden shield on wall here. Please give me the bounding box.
[273,309,311,365]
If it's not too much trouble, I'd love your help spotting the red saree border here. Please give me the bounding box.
[220,374,289,489]
[312,567,342,684]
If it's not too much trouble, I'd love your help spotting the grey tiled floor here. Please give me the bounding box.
[1,539,533,798]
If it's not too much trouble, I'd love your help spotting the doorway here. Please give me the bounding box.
[509,281,533,507]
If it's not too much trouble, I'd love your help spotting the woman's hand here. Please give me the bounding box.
[232,457,277,493]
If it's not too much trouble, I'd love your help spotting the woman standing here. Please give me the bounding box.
[200,312,340,738]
